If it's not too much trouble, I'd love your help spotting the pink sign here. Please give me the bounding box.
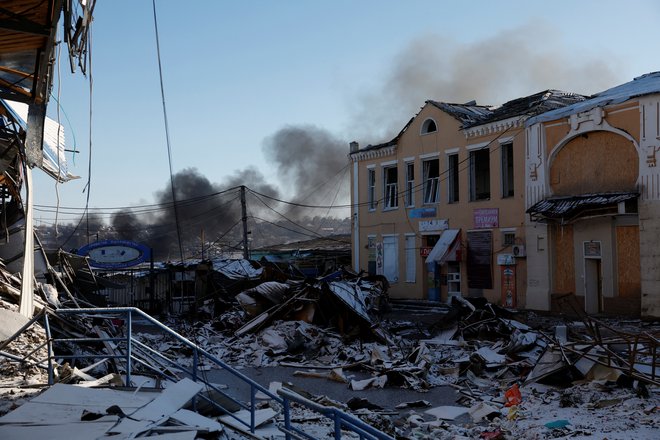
[474,208,499,228]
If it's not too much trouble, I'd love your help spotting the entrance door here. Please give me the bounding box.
[584,258,602,314]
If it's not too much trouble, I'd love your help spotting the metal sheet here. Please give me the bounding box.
[425,229,460,264]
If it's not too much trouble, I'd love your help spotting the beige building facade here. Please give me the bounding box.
[525,72,660,318]
[350,92,583,306]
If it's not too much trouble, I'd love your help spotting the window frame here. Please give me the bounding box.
[382,165,399,210]
[367,167,376,211]
[469,148,491,202]
[422,158,440,204]
[447,152,459,204]
[501,142,514,198]
[405,161,415,208]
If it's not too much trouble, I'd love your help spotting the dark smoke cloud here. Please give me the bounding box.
[262,125,350,217]
[110,167,279,259]
[348,23,621,143]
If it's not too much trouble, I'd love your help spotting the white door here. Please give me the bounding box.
[383,236,399,283]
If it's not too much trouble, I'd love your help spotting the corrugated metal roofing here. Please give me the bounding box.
[427,100,492,126]
[465,90,587,128]
[526,72,660,125]
[526,192,638,222]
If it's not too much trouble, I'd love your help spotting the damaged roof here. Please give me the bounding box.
[254,234,351,254]
[351,101,491,154]
[527,71,660,125]
[427,100,492,126]
[464,90,587,128]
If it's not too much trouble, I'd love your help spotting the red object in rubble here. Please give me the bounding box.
[504,383,522,407]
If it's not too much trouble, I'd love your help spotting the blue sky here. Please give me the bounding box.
[33,0,660,225]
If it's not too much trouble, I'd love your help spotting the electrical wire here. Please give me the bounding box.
[152,0,185,297]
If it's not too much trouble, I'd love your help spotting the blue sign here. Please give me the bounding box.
[409,207,436,218]
[78,240,151,269]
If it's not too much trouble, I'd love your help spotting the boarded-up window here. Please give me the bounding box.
[467,230,492,289]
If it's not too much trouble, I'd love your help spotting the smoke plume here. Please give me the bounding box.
[349,23,621,143]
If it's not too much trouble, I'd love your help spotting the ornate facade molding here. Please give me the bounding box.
[350,145,397,162]
[464,116,524,139]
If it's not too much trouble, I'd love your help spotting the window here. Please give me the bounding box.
[423,158,440,204]
[421,118,437,134]
[383,166,398,209]
[447,153,459,203]
[405,235,416,282]
[503,231,516,247]
[405,162,414,207]
[501,142,514,198]
[367,168,376,210]
[469,149,490,201]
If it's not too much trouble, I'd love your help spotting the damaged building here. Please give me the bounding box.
[349,90,586,309]
[525,72,660,318]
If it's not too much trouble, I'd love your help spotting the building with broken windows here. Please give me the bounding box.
[525,72,660,318]
[350,91,585,307]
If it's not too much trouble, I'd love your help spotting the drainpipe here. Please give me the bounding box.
[350,142,360,272]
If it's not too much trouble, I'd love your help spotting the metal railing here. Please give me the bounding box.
[48,307,393,440]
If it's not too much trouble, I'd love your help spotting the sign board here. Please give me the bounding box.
[409,207,436,218]
[420,247,432,257]
[583,241,602,258]
[78,240,151,269]
[474,208,499,229]
[497,254,515,266]
[501,265,516,307]
[419,219,448,233]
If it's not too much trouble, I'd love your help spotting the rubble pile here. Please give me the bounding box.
[0,257,658,439]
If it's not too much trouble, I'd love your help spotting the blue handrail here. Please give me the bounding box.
[51,307,394,440]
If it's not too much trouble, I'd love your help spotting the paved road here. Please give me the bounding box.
[204,365,458,414]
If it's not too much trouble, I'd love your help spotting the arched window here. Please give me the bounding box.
[421,118,437,134]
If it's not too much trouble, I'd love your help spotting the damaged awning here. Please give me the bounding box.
[526,192,638,223]
[425,229,461,264]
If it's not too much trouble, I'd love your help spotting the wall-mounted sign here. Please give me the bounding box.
[420,247,432,257]
[419,219,448,232]
[78,240,151,269]
[583,241,602,258]
[474,208,499,229]
[497,254,515,266]
[501,265,516,308]
[409,207,436,218]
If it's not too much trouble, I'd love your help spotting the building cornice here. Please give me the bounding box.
[464,116,525,139]
[350,145,397,162]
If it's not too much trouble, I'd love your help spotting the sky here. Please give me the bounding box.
[32,0,660,227]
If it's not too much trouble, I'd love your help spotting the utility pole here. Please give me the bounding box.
[240,185,249,259]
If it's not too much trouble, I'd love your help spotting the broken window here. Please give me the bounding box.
[367,168,376,210]
[501,142,514,198]
[423,158,439,204]
[421,118,437,134]
[383,166,398,209]
[447,153,459,203]
[405,162,414,207]
[469,149,490,201]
